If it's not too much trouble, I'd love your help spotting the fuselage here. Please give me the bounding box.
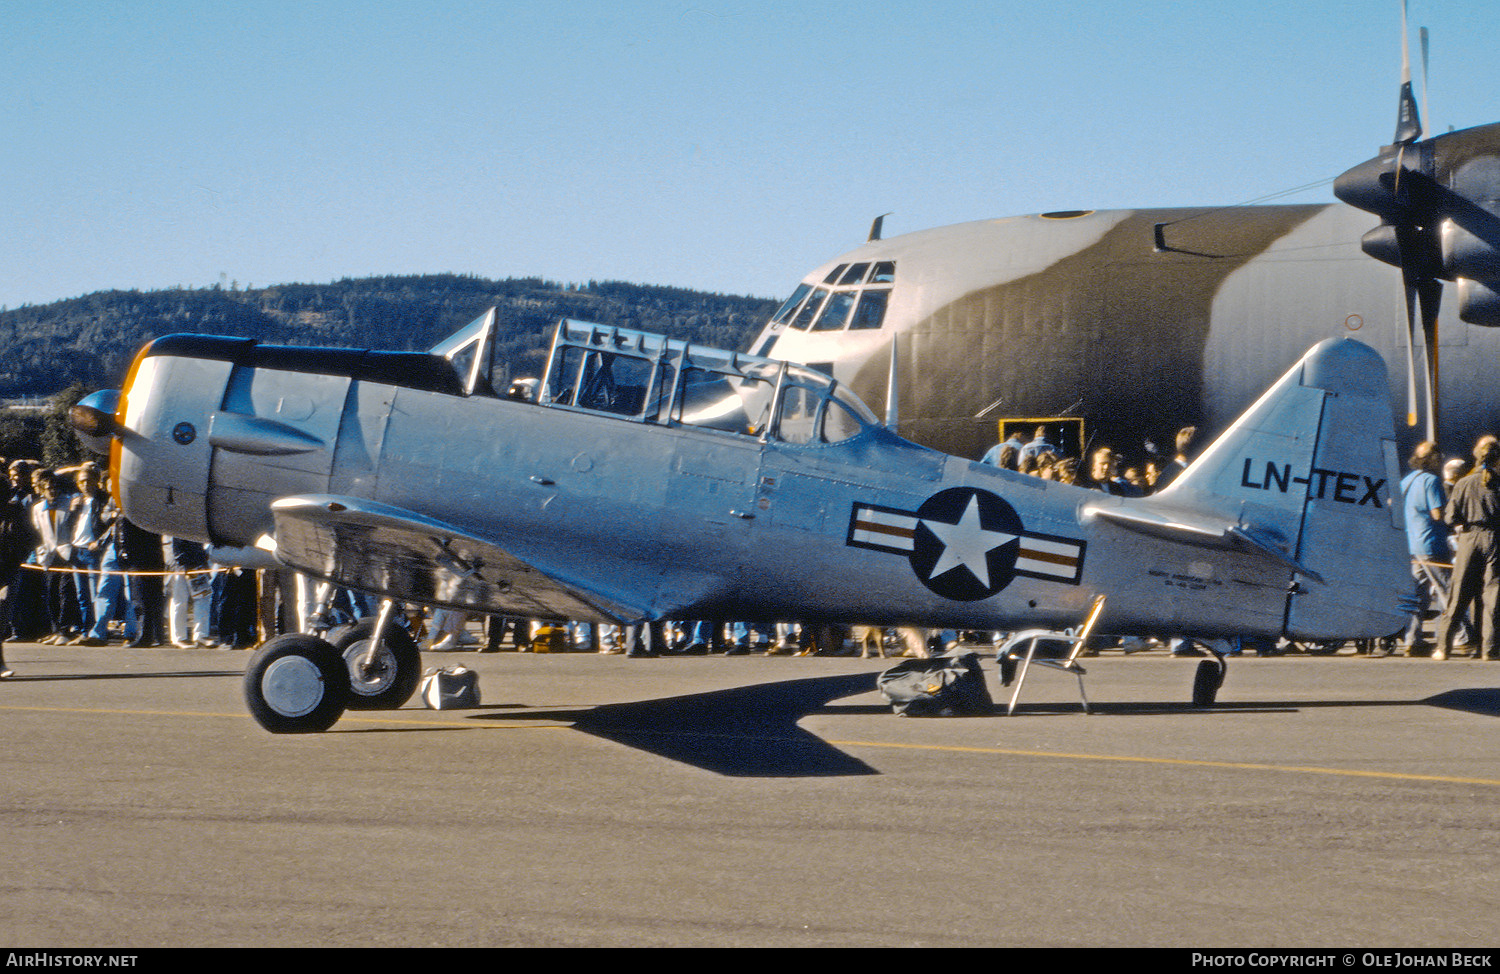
[109,323,1402,642]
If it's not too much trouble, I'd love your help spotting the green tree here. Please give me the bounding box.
[41,383,92,466]
[0,409,44,460]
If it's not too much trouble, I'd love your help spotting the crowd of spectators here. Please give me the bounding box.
[1414,436,1498,661]
[980,423,1197,496]
[0,458,364,664]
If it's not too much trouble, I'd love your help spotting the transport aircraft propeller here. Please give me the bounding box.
[1334,0,1500,441]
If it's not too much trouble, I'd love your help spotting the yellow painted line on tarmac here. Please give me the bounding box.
[335,713,571,730]
[827,738,1500,788]
[0,702,571,729]
[0,703,243,720]
[5,700,1496,785]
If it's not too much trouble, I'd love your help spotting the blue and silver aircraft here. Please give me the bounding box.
[71,312,1409,733]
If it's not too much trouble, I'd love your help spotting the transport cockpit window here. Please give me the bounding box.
[770,283,813,325]
[849,290,889,330]
[790,288,829,330]
[837,262,870,285]
[811,291,856,331]
[770,261,896,332]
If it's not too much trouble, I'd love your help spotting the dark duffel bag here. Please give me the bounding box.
[877,652,993,716]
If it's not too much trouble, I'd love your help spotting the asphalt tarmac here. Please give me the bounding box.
[2,641,1499,948]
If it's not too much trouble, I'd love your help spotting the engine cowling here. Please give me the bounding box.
[1337,122,1500,326]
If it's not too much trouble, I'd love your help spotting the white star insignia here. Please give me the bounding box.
[920,495,1016,587]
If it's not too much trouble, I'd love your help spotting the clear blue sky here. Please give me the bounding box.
[4,0,1497,310]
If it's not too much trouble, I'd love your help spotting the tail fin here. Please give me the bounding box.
[1152,338,1407,639]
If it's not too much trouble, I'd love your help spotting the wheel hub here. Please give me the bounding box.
[262,655,326,717]
[344,641,396,696]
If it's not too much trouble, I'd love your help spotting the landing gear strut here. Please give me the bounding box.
[327,602,421,711]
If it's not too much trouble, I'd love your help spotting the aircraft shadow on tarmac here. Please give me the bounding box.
[1423,688,1500,718]
[474,672,884,778]
[466,669,1499,776]
[462,672,1500,777]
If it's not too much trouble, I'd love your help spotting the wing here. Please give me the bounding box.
[267,493,638,622]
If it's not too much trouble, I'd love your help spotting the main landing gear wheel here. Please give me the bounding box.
[328,618,421,711]
[243,633,349,733]
[1192,658,1226,708]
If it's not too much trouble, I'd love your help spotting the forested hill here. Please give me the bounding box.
[0,275,780,398]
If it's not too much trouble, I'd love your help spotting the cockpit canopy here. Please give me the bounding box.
[431,311,879,445]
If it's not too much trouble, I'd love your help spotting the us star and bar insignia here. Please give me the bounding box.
[846,486,1086,601]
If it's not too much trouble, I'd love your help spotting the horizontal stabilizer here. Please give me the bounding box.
[268,494,640,622]
[1083,503,1323,583]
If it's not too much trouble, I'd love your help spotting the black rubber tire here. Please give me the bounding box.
[329,618,422,711]
[243,634,349,733]
[1191,658,1223,708]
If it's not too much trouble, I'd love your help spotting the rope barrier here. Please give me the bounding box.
[20,563,221,577]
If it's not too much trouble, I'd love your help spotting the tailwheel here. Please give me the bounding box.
[329,617,421,711]
[243,633,349,733]
[1191,657,1227,708]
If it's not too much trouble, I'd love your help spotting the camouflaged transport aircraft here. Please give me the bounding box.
[750,9,1500,463]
